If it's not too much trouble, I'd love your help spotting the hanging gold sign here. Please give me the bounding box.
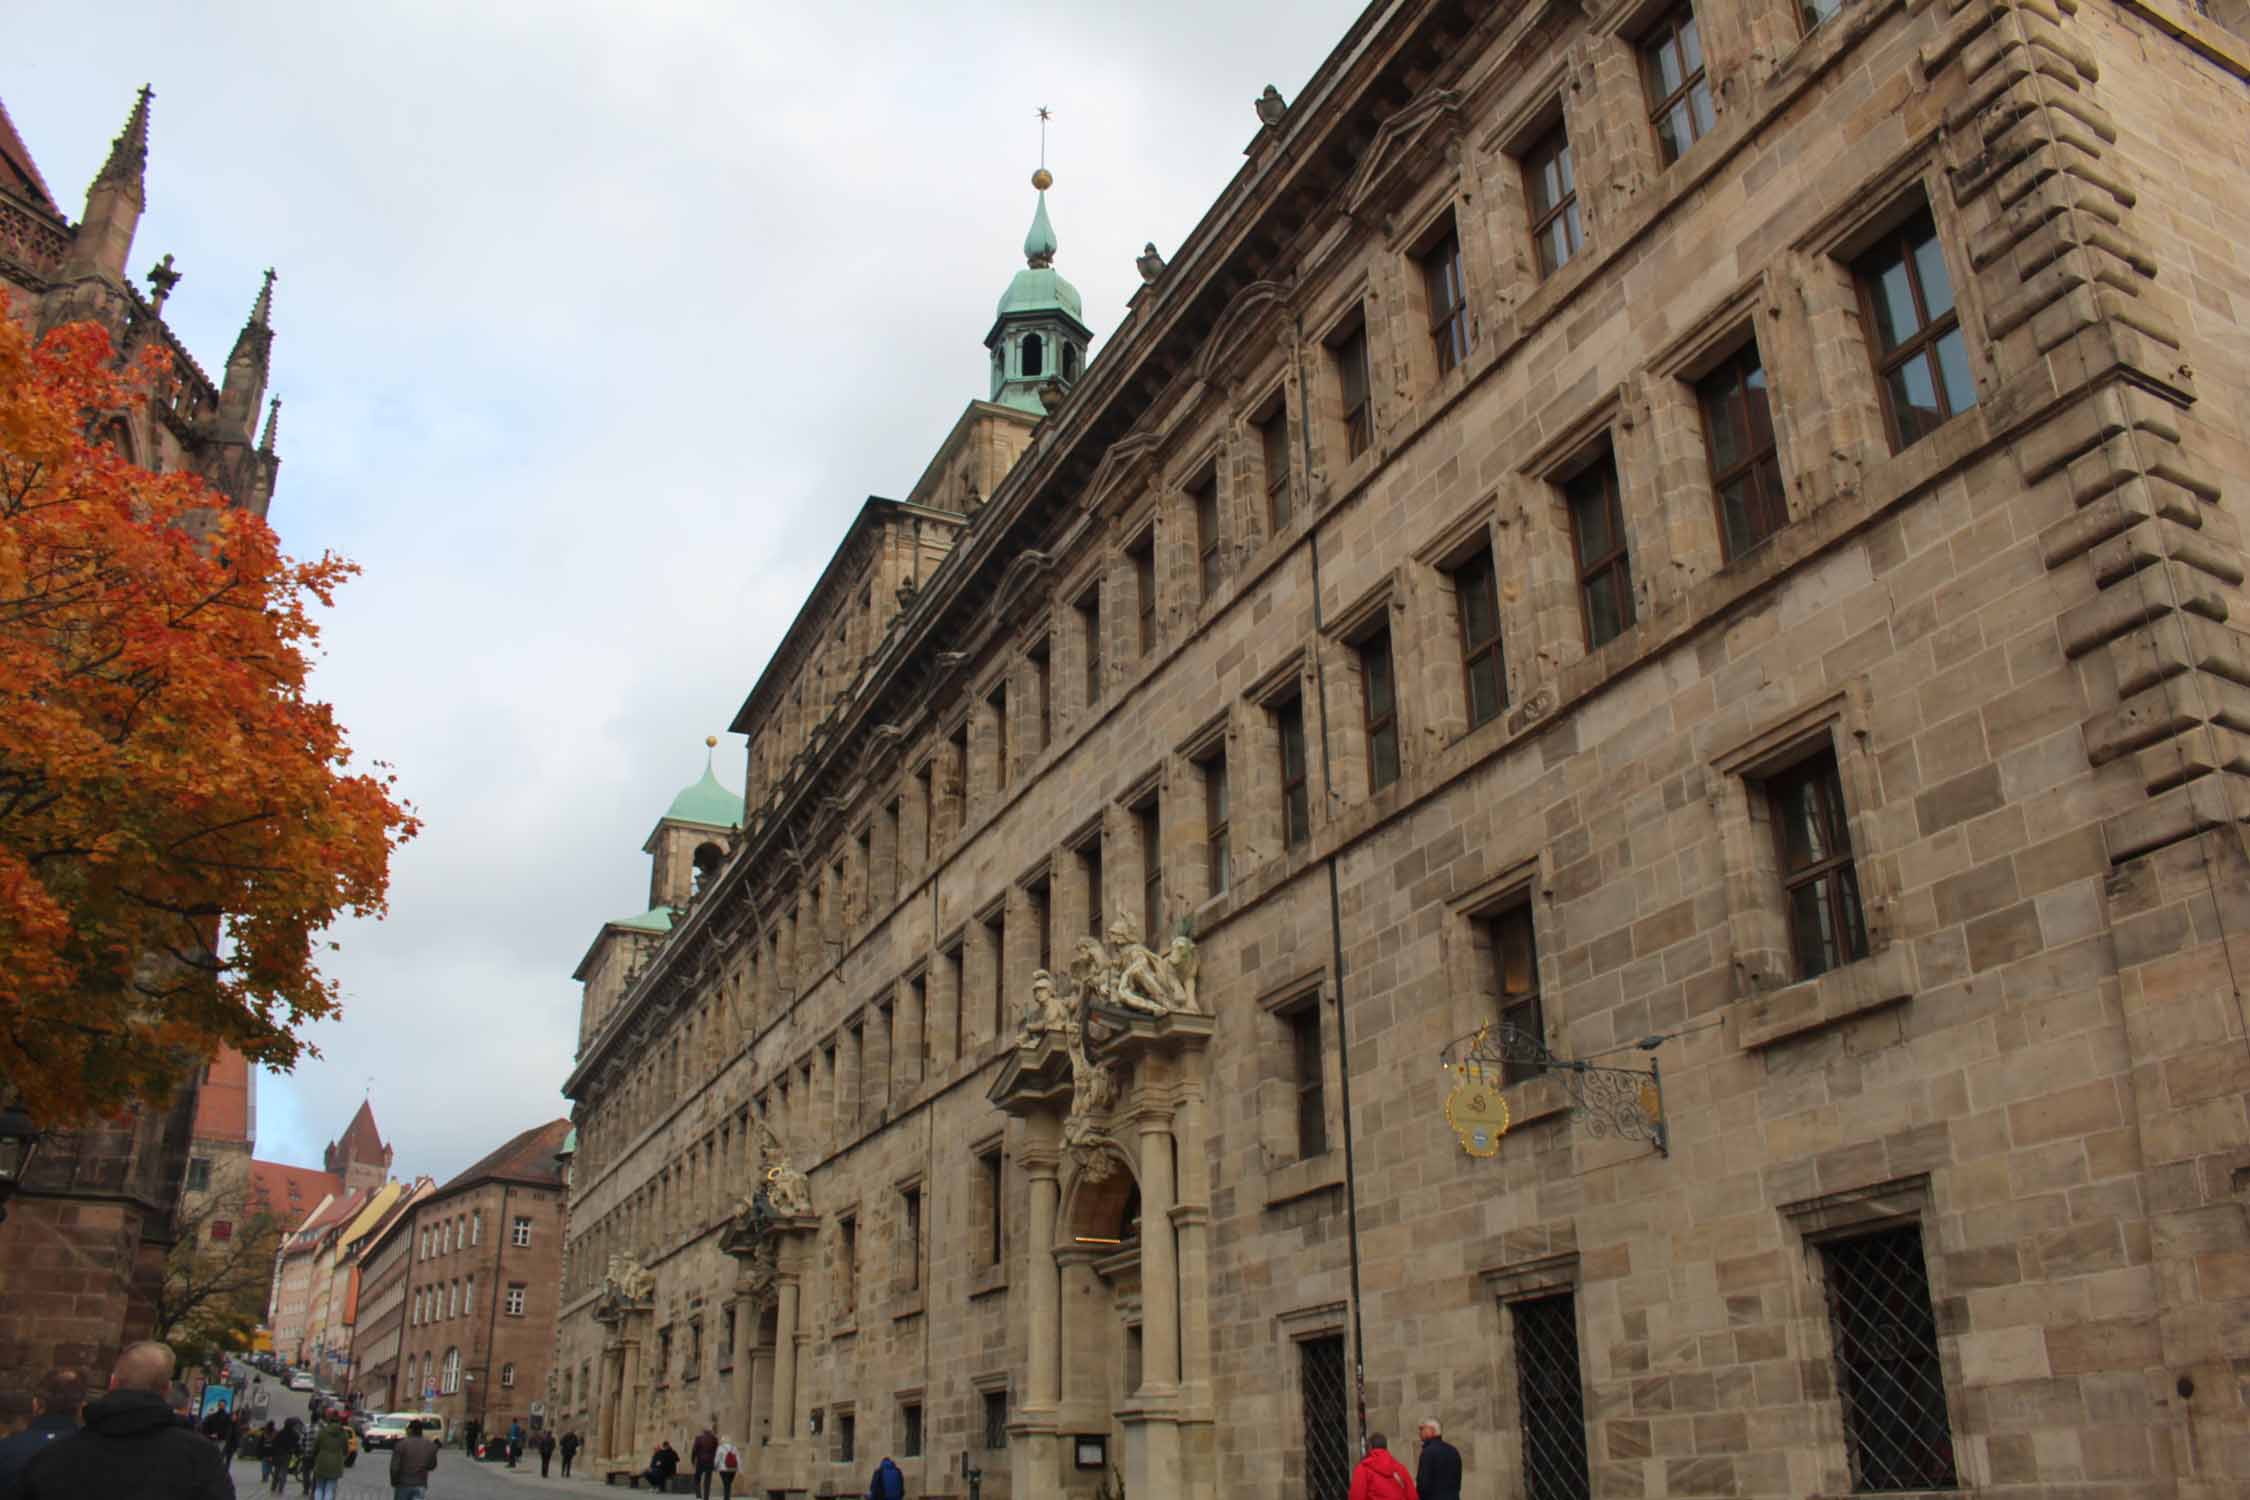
[1443,1060,1511,1157]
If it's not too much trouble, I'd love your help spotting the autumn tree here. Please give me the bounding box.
[156,1185,282,1369]
[0,303,417,1124]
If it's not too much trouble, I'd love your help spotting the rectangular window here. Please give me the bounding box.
[1525,122,1581,279]
[944,945,965,1063]
[1191,467,1222,602]
[1276,696,1311,851]
[1130,532,1158,658]
[1333,320,1373,460]
[1486,904,1545,1085]
[902,1185,922,1291]
[838,1215,858,1313]
[1359,629,1400,792]
[1259,404,1293,533]
[1300,1336,1351,1500]
[984,910,1007,1041]
[978,1148,1005,1267]
[1079,838,1104,940]
[983,1390,1009,1451]
[1802,0,1844,29]
[1565,453,1635,649]
[948,725,970,829]
[1030,636,1052,752]
[1512,1295,1592,1500]
[902,1403,924,1459]
[882,797,901,895]
[465,1275,475,1315]
[186,1158,212,1192]
[917,762,936,863]
[838,1411,856,1464]
[908,973,927,1067]
[1856,213,1976,452]
[1700,342,1787,561]
[1421,223,1470,376]
[1135,796,1163,943]
[1077,586,1103,707]
[1641,4,1714,165]
[1452,549,1507,729]
[505,1284,526,1316]
[512,1216,532,1248]
[1202,749,1231,897]
[989,682,1010,792]
[1768,748,1868,980]
[721,1306,736,1366]
[1822,1226,1957,1491]
[1288,1003,1327,1159]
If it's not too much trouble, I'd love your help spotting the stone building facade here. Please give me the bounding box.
[0,85,285,1408]
[393,1120,570,1439]
[557,1,2250,1498]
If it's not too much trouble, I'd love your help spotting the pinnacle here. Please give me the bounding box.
[259,396,281,455]
[91,85,152,197]
[249,266,276,330]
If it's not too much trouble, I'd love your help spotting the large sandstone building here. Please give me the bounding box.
[556,0,2250,1496]
[0,86,284,1412]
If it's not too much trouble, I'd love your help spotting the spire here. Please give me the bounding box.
[1024,179,1057,269]
[226,269,275,370]
[220,269,275,437]
[259,396,281,455]
[90,86,152,200]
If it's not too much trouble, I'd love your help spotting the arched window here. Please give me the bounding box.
[442,1348,461,1394]
[693,842,724,895]
[1021,333,1045,378]
[1063,342,1080,380]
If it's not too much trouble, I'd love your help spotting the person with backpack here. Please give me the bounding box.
[866,1454,904,1500]
[714,1436,742,1499]
[1349,1433,1419,1500]
[559,1430,582,1478]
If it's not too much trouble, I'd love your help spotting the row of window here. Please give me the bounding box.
[409,1276,531,1326]
[418,1210,535,1260]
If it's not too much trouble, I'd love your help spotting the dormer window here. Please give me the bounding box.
[1022,334,1046,378]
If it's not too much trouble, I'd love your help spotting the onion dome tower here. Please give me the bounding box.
[986,164,1092,415]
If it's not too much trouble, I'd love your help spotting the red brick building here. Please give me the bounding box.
[395,1121,570,1441]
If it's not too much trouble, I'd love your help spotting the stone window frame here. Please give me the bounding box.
[971,1371,1013,1456]
[1063,812,1107,944]
[974,891,1009,1053]
[1299,273,1378,489]
[937,929,968,1067]
[1412,494,1511,746]
[1477,1248,1591,1498]
[1272,1301,1356,1463]
[1321,572,1408,800]
[892,1170,927,1309]
[1390,189,1479,402]
[830,1400,857,1466]
[1710,684,1913,1050]
[1773,1174,1970,1500]
[1016,855,1056,986]
[1237,373,1297,545]
[1442,854,1576,1137]
[968,1127,1009,1299]
[1255,968,1345,1206]
[718,1300,737,1374]
[1174,709,1235,912]
[1241,647,1323,864]
[1165,431,1230,616]
[893,1385,927,1459]
[1115,764,1168,946]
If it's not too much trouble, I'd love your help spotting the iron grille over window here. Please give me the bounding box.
[982,1390,1009,1450]
[1299,1335,1351,1500]
[1512,1295,1591,1500]
[1822,1226,1957,1492]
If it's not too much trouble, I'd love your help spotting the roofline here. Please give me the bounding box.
[640,812,735,856]
[573,918,661,982]
[725,494,911,737]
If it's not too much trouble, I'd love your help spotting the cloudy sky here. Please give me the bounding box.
[9,0,1366,1184]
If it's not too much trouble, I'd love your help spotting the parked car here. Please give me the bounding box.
[363,1412,447,1450]
[286,1371,315,1392]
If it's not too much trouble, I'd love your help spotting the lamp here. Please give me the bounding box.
[0,1104,43,1224]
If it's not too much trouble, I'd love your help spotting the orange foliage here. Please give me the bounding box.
[0,304,418,1123]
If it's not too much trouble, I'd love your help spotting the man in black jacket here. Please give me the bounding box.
[18,1343,232,1500]
[0,1367,87,1500]
[1415,1417,1462,1500]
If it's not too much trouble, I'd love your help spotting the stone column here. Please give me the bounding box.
[771,1279,801,1442]
[618,1338,642,1458]
[1173,1077,1212,1409]
[1136,1110,1179,1397]
[1024,1144,1063,1417]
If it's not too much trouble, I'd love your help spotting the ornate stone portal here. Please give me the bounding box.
[716,1119,819,1493]
[591,1255,657,1462]
[991,913,1216,1500]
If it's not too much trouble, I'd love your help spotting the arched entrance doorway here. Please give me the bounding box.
[1055,1155,1143,1491]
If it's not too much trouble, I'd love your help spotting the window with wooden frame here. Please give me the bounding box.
[1129,530,1158,657]
[1359,628,1400,792]
[1027,876,1052,976]
[1331,315,1374,460]
[1078,834,1104,939]
[976,1147,1004,1268]
[900,1183,923,1291]
[1076,584,1103,707]
[1030,636,1052,752]
[982,907,1008,1042]
[1641,3,1714,165]
[1285,999,1328,1159]
[942,943,965,1062]
[988,680,1010,792]
[1482,903,1545,1085]
[916,762,936,863]
[1190,466,1223,601]
[1699,340,1787,562]
[1563,451,1635,650]
[837,1214,858,1313]
[947,725,969,829]
[1764,745,1868,980]
[1451,547,1507,730]
[1420,219,1471,376]
[1275,695,1311,851]
[1134,793,1163,942]
[1524,120,1581,279]
[1854,212,1976,452]
[1199,746,1231,898]
[1258,400,1293,533]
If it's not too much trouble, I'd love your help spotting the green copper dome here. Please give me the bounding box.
[665,759,742,828]
[996,264,1083,322]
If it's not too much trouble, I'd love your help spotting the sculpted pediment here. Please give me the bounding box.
[1190,279,1294,387]
[1343,88,1466,224]
[1081,431,1164,521]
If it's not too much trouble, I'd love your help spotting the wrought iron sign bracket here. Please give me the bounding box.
[1439,1023,1669,1158]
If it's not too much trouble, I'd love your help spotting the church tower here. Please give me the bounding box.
[985,167,1091,416]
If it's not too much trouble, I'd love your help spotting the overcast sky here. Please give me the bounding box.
[9,1,1366,1185]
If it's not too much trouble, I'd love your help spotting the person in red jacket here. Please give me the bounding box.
[1350,1433,1420,1500]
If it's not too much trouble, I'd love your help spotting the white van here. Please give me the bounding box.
[363,1412,447,1449]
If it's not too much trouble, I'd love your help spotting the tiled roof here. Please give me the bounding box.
[248,1160,344,1224]
[433,1119,571,1198]
[328,1099,388,1168]
[0,96,58,214]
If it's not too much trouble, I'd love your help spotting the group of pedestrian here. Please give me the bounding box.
[0,1343,228,1500]
[1349,1420,1464,1500]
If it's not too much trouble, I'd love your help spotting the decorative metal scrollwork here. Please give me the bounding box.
[1440,1023,1668,1157]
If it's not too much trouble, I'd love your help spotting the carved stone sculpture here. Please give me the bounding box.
[1106,912,1198,1014]
[1017,968,1072,1047]
[603,1253,655,1305]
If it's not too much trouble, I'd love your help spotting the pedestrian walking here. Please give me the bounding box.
[266,1418,301,1494]
[559,1429,581,1478]
[537,1428,556,1476]
[866,1453,904,1500]
[16,1342,232,1500]
[1414,1419,1461,1500]
[507,1419,525,1469]
[1348,1432,1419,1500]
[307,1415,349,1500]
[388,1419,440,1500]
[0,1367,86,1500]
[692,1422,720,1498]
[714,1438,741,1500]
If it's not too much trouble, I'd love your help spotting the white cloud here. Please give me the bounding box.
[7,0,1364,1181]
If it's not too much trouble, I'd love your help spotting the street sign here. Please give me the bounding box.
[529,1402,545,1417]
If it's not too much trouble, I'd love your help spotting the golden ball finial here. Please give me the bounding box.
[1031,167,1053,191]
[705,735,718,749]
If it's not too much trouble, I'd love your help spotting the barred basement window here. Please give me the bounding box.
[1821,1226,1957,1492]
[838,1411,856,1464]
[982,1390,1009,1450]
[902,1402,923,1458]
[1299,1335,1351,1500]
[1512,1295,1591,1500]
